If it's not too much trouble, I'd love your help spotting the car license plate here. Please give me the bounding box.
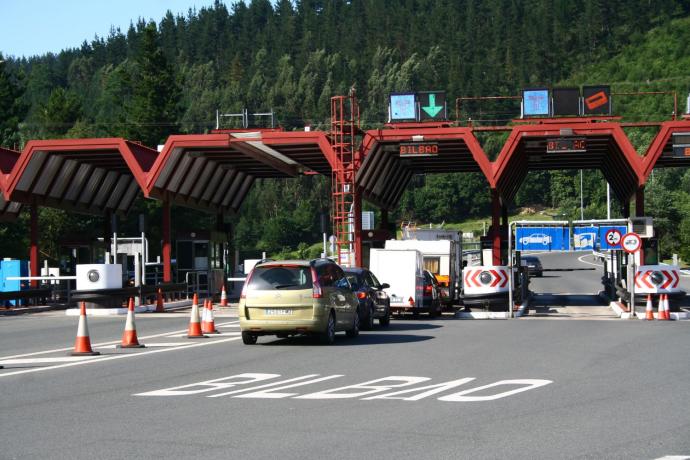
[265,308,292,316]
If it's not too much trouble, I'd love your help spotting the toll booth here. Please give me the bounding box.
[0,259,29,306]
[175,230,229,297]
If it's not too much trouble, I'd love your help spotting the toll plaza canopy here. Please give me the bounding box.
[0,147,22,221]
[146,131,336,214]
[641,120,690,180]
[356,125,494,209]
[3,139,158,216]
[0,131,337,217]
[491,120,643,204]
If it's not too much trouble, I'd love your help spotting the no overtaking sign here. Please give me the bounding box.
[621,232,641,254]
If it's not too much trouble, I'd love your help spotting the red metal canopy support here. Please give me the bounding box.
[491,189,501,265]
[29,202,39,288]
[162,200,171,283]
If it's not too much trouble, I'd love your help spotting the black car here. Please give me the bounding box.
[422,270,443,317]
[521,256,543,277]
[343,267,391,329]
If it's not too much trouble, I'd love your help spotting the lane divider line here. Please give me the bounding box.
[0,336,243,378]
[0,321,239,361]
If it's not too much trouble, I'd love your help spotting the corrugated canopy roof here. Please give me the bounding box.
[492,122,643,203]
[356,128,494,209]
[4,139,157,216]
[146,132,336,214]
[0,147,22,221]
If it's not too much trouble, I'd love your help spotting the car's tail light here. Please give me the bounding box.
[357,292,367,299]
[240,270,255,299]
[311,266,323,298]
[408,296,415,306]
[424,285,433,295]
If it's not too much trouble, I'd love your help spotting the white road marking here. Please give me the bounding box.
[0,356,97,365]
[96,342,191,349]
[0,336,242,378]
[137,373,554,402]
[578,254,604,267]
[653,456,690,460]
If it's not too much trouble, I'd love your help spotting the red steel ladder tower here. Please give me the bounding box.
[330,93,360,267]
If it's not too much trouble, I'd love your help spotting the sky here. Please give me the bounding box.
[0,0,224,58]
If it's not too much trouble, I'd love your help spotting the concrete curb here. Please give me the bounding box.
[610,301,633,319]
[634,310,690,320]
[65,299,193,317]
[454,298,528,320]
[0,304,67,316]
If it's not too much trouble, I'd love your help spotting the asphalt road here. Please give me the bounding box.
[2,307,690,459]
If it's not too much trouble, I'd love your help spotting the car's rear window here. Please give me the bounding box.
[248,266,313,290]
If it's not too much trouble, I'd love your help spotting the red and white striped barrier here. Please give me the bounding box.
[634,265,683,295]
[463,266,510,296]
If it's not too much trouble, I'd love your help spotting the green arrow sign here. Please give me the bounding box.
[421,94,443,118]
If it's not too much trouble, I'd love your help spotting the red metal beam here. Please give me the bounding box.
[162,200,171,283]
[640,120,690,181]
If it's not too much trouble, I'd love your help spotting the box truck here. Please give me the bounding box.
[368,248,425,314]
[383,239,459,307]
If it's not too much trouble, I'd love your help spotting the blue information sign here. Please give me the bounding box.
[522,88,550,116]
[389,93,416,121]
[516,226,570,251]
[573,226,597,251]
[599,225,627,250]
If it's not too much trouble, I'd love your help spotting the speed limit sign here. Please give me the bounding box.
[621,232,641,254]
[605,229,622,247]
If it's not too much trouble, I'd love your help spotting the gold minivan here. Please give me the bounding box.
[239,259,359,345]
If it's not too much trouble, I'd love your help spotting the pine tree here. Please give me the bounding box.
[125,22,180,147]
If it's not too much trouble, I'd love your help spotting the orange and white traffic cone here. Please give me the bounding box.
[220,284,228,307]
[202,298,219,334]
[644,294,655,320]
[155,288,165,313]
[187,293,208,339]
[658,294,669,321]
[71,302,100,356]
[664,294,673,320]
[119,298,145,348]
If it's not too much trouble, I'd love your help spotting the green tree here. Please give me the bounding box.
[125,22,180,147]
[38,87,82,138]
[0,55,26,147]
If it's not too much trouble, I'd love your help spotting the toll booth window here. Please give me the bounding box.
[177,241,193,269]
[424,257,441,275]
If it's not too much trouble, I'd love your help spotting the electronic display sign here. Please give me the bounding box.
[418,91,447,121]
[522,88,550,117]
[583,85,611,115]
[552,87,581,116]
[546,137,587,153]
[672,132,690,158]
[389,93,417,121]
[399,143,439,156]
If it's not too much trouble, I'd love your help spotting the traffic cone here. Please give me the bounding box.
[220,284,228,307]
[118,298,145,348]
[71,302,100,356]
[644,294,655,320]
[155,288,165,313]
[658,294,669,321]
[664,294,673,320]
[187,293,208,339]
[202,298,219,334]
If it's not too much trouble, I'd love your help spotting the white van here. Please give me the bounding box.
[384,239,459,306]
[368,248,425,314]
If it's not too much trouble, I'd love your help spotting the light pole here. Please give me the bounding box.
[580,170,584,220]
